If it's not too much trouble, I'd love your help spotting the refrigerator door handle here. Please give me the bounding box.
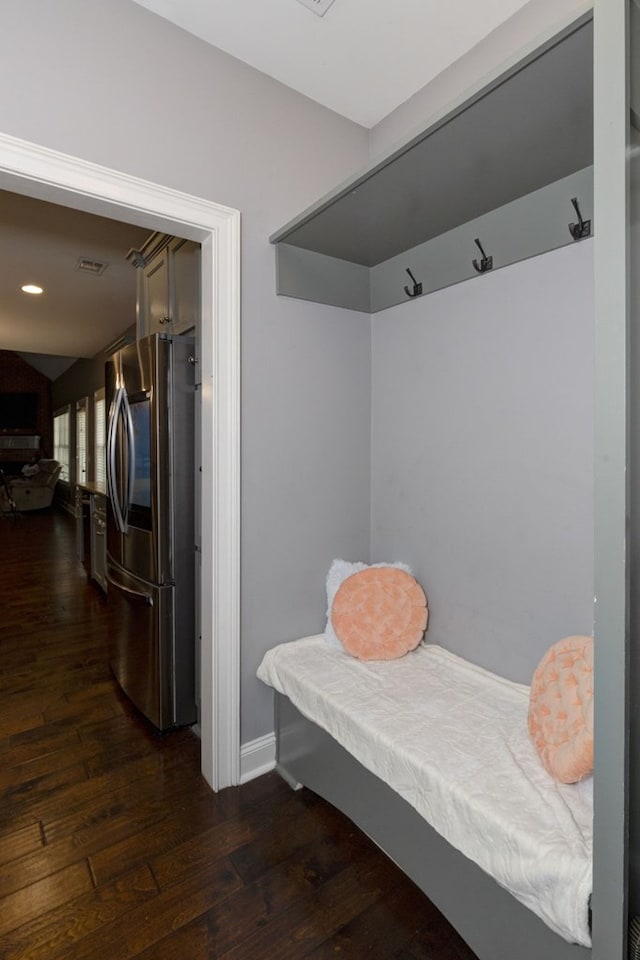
[106,567,154,605]
[121,387,136,526]
[107,385,127,533]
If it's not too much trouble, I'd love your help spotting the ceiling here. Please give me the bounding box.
[0,190,151,378]
[131,0,532,127]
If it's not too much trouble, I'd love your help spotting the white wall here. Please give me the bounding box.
[0,0,371,745]
[370,241,594,683]
[362,0,595,687]
[362,0,594,686]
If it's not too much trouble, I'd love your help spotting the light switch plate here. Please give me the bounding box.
[295,0,337,16]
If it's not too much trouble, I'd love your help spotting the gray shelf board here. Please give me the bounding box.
[271,17,592,269]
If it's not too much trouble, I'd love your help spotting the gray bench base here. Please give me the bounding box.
[275,692,591,960]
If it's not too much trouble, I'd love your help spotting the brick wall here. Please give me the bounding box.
[0,352,53,458]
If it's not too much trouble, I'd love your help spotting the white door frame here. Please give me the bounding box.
[0,132,241,790]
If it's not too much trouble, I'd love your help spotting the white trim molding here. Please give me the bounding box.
[240,733,277,784]
[0,131,241,791]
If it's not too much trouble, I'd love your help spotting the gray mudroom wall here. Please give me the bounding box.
[370,240,594,684]
[365,0,594,687]
[0,0,371,745]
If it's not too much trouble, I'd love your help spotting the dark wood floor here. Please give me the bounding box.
[0,508,478,959]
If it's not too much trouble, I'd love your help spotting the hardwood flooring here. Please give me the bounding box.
[0,509,478,959]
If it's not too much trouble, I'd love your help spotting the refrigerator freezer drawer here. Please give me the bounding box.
[106,560,196,730]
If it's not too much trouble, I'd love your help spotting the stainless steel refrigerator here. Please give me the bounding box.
[105,333,197,731]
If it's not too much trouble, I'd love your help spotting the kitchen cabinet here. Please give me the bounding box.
[128,233,200,338]
[76,484,107,593]
[75,484,90,573]
[90,493,107,593]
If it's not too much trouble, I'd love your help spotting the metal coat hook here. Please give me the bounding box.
[568,197,591,241]
[404,267,423,298]
[472,238,493,274]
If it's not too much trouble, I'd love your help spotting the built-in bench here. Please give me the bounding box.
[258,635,592,960]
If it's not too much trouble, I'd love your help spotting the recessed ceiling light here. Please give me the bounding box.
[21,284,44,295]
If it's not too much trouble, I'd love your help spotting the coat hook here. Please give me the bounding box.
[404,267,423,298]
[472,238,493,274]
[568,197,591,241]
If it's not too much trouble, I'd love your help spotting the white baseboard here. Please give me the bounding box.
[240,732,276,784]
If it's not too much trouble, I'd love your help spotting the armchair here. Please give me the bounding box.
[1,459,62,512]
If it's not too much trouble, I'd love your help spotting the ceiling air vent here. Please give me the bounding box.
[295,0,336,16]
[75,256,108,277]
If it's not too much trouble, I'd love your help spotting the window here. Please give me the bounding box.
[53,407,71,482]
[76,398,88,486]
[94,388,106,493]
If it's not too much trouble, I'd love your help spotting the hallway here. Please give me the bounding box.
[0,510,476,959]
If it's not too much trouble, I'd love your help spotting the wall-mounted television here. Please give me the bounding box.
[0,392,39,430]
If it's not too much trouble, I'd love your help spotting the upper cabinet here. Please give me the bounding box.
[271,13,593,313]
[128,233,201,338]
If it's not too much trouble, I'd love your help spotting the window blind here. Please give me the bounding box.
[94,390,106,492]
[76,400,87,485]
[53,408,71,482]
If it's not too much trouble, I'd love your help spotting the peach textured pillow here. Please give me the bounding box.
[331,566,428,661]
[528,635,594,784]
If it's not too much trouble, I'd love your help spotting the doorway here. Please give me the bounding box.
[0,131,241,791]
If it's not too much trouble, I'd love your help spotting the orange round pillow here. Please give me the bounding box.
[331,566,428,660]
[528,635,593,783]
